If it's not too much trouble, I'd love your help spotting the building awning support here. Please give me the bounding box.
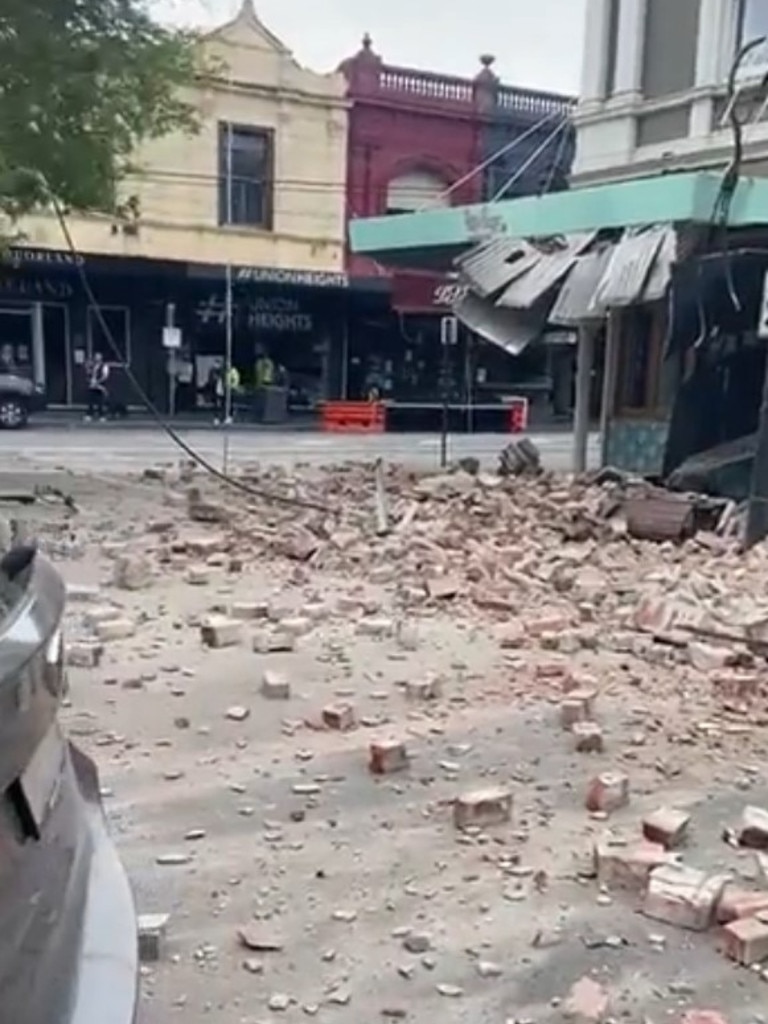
[573,323,595,474]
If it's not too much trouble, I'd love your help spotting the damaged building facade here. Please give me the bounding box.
[350,0,768,545]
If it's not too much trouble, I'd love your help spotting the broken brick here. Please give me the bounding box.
[322,704,356,731]
[404,675,442,701]
[453,787,512,830]
[200,616,242,649]
[687,642,736,673]
[66,641,104,669]
[231,601,270,621]
[261,670,291,701]
[585,771,629,814]
[594,839,672,892]
[738,805,768,850]
[680,1013,730,1024]
[643,864,728,931]
[253,630,295,654]
[716,885,768,924]
[96,617,136,641]
[560,688,597,729]
[572,721,604,753]
[642,808,690,849]
[113,553,152,590]
[712,672,762,702]
[369,739,409,775]
[563,976,609,1023]
[138,913,170,963]
[722,915,768,965]
[426,576,460,600]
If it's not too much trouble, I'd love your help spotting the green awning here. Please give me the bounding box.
[348,171,768,268]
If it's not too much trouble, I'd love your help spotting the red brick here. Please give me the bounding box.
[594,840,672,892]
[643,864,728,931]
[560,688,597,729]
[369,739,409,775]
[716,885,768,924]
[322,704,356,731]
[722,915,768,965]
[585,771,629,814]
[738,805,768,850]
[453,787,512,830]
[680,1013,729,1024]
[712,672,762,702]
[642,808,690,849]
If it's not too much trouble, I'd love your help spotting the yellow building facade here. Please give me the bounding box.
[19,0,349,274]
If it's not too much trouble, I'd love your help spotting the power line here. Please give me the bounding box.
[47,189,334,514]
[490,117,570,202]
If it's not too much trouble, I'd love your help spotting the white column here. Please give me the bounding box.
[691,0,730,136]
[31,303,45,390]
[580,0,611,102]
[614,0,647,95]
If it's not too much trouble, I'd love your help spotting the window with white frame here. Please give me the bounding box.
[735,0,768,80]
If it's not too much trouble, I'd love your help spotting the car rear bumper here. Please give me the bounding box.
[68,745,138,1024]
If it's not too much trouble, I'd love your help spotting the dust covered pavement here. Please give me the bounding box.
[31,458,768,1024]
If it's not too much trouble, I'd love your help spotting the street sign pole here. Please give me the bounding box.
[439,315,458,468]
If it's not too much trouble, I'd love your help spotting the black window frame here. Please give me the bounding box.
[217,122,274,231]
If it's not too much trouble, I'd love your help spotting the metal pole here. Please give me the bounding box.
[223,118,234,474]
[440,341,449,468]
[572,322,594,473]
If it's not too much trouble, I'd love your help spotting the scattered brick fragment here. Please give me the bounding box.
[322,704,356,731]
[722,915,768,965]
[453,787,512,830]
[642,808,690,849]
[572,721,604,753]
[643,864,728,931]
[585,771,629,814]
[369,739,409,775]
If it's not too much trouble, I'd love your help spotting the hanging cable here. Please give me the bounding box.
[48,192,334,513]
[416,107,568,211]
[489,117,569,203]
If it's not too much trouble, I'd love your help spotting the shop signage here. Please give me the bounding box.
[391,271,467,314]
[0,275,74,299]
[6,247,84,268]
[234,266,348,288]
[195,293,313,332]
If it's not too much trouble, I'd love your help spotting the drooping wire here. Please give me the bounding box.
[48,191,334,514]
[711,35,768,315]
[489,117,570,203]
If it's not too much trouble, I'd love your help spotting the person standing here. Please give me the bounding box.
[85,352,110,422]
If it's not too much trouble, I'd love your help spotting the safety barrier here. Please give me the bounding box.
[507,396,529,433]
[321,401,386,433]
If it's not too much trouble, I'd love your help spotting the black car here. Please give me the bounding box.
[0,373,47,428]
[0,546,138,1023]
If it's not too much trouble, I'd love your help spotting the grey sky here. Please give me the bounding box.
[156,0,586,95]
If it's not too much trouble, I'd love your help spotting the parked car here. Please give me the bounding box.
[0,373,47,428]
[0,545,138,1023]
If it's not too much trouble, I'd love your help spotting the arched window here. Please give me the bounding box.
[386,170,449,215]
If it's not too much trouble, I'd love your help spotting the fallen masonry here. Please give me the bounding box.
[51,458,768,1020]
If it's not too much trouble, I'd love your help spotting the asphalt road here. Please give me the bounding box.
[0,426,599,475]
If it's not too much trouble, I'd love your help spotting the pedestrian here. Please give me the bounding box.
[212,360,240,425]
[85,352,110,422]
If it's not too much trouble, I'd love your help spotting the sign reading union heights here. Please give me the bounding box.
[235,266,348,288]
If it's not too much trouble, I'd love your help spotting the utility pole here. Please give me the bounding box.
[222,115,234,474]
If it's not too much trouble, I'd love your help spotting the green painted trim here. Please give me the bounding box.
[348,171,768,260]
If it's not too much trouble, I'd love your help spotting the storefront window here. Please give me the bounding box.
[736,0,768,80]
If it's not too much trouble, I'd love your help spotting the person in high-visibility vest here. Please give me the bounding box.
[255,352,275,388]
[213,361,240,425]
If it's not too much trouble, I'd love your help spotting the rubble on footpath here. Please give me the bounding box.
[30,453,768,1024]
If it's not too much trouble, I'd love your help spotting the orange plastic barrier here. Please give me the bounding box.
[507,396,529,433]
[321,401,386,433]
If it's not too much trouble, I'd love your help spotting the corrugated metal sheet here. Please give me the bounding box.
[453,290,543,356]
[592,226,670,308]
[456,237,541,298]
[496,232,597,310]
[548,247,614,325]
[643,224,676,302]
